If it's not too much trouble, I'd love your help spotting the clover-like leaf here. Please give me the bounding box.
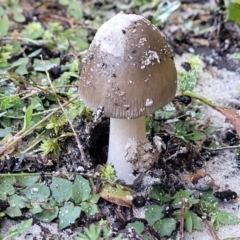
[81,202,98,218]
[0,181,15,200]
[153,218,177,237]
[126,221,145,234]
[50,177,72,203]
[145,205,164,226]
[4,194,28,217]
[72,175,91,204]
[59,202,81,230]
[149,185,171,203]
[5,206,22,217]
[23,183,50,202]
[36,198,59,222]
[15,175,40,187]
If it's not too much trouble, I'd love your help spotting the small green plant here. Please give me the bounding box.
[138,185,240,237]
[1,219,33,240]
[74,220,126,240]
[0,45,12,68]
[178,56,201,93]
[226,0,240,26]
[99,164,116,181]
[22,22,45,40]
[0,174,100,230]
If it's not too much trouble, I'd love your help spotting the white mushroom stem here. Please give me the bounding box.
[108,116,147,184]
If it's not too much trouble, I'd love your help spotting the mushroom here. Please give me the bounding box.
[79,12,177,184]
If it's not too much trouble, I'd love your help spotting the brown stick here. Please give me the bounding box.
[204,220,220,240]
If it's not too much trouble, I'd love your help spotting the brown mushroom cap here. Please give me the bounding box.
[79,12,177,119]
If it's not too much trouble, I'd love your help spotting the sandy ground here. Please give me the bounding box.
[175,53,240,239]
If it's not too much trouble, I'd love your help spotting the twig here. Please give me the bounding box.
[203,145,240,151]
[179,197,186,240]
[204,220,220,240]
[0,36,49,47]
[89,178,97,195]
[4,108,59,119]
[41,57,89,168]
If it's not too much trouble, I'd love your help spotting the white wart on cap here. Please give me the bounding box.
[79,12,177,119]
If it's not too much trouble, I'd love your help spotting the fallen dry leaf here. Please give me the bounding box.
[213,107,240,137]
[99,183,133,207]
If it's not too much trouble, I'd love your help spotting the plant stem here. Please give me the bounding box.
[183,90,227,108]
[0,171,98,179]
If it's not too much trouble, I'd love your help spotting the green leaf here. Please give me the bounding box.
[0,127,11,137]
[200,200,218,215]
[59,202,81,230]
[30,202,42,214]
[0,15,9,36]
[145,205,164,226]
[59,0,69,5]
[153,218,177,237]
[72,175,91,204]
[81,202,99,218]
[190,211,202,231]
[10,57,29,68]
[227,3,240,25]
[33,58,60,71]
[0,175,16,185]
[31,96,45,111]
[67,0,83,21]
[0,212,5,217]
[50,177,72,203]
[8,219,33,237]
[5,194,28,217]
[0,95,20,110]
[36,198,59,222]
[185,132,205,141]
[13,11,26,23]
[199,190,217,203]
[22,22,44,39]
[184,210,193,232]
[205,126,215,137]
[216,211,240,225]
[4,206,22,217]
[8,194,28,209]
[23,183,50,202]
[0,181,15,200]
[178,69,198,92]
[88,194,100,204]
[172,189,198,209]
[23,104,33,131]
[10,57,29,75]
[126,221,145,234]
[148,185,171,203]
[15,175,40,187]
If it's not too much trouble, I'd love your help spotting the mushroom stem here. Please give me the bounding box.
[108,116,147,184]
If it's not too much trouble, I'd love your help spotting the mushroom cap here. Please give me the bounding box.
[79,12,177,119]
